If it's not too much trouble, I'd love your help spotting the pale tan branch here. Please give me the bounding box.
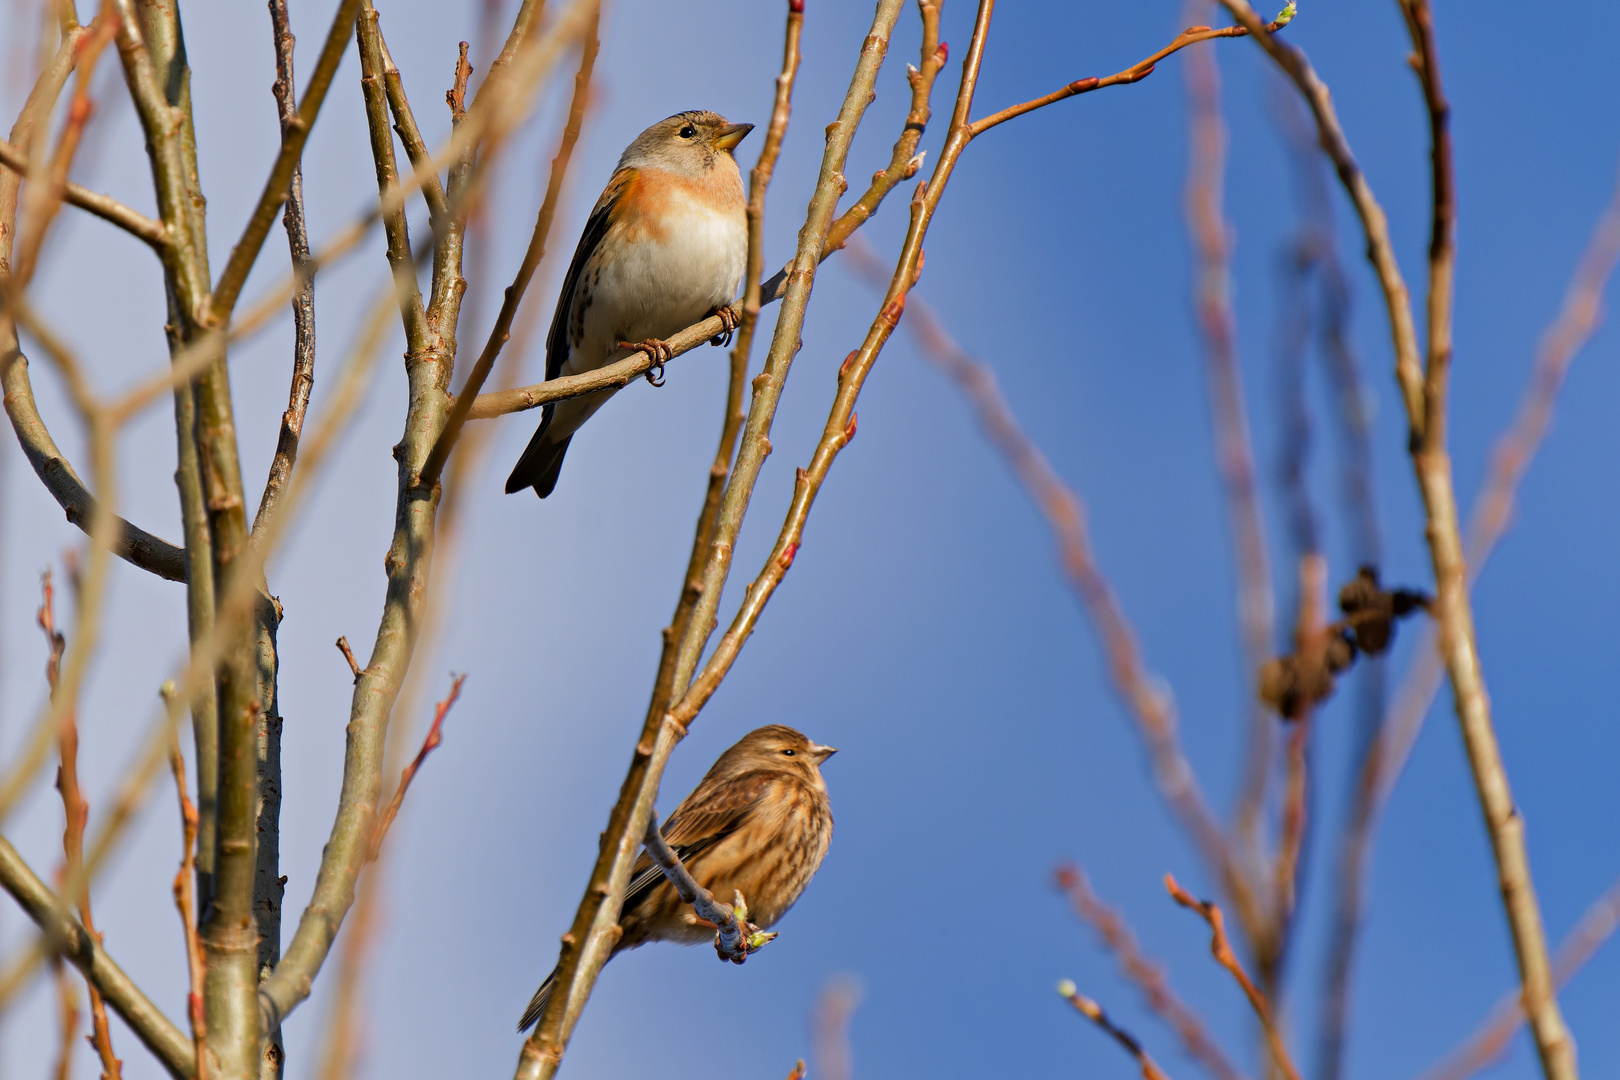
[0,137,166,248]
[0,834,195,1079]
[1219,2,1576,1074]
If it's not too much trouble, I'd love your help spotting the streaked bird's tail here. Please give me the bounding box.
[518,964,559,1032]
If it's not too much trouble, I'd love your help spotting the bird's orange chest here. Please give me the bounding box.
[607,166,743,246]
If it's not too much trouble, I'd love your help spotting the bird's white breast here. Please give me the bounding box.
[573,176,746,369]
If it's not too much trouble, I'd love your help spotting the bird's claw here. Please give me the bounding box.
[621,338,675,386]
[707,305,741,347]
[712,890,777,964]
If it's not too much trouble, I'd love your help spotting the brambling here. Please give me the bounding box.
[504,110,754,498]
[519,725,836,1031]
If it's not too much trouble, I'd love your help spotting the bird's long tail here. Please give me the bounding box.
[504,404,572,498]
[518,963,560,1032]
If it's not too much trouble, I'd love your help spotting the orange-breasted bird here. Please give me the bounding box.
[519,725,836,1031]
[504,110,753,498]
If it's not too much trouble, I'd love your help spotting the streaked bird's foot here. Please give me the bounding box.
[621,337,675,386]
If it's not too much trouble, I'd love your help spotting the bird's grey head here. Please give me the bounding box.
[618,110,754,179]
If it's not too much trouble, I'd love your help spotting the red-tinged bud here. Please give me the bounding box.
[937,41,949,63]
[795,466,810,484]
[881,296,906,325]
[778,542,800,570]
[1070,76,1102,94]
[914,248,926,284]
[844,412,858,444]
[789,0,804,11]
[839,350,858,378]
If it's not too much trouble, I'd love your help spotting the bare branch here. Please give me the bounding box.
[1419,873,1620,1080]
[1181,20,1276,904]
[1057,980,1174,1080]
[1055,865,1247,1080]
[0,137,165,248]
[1166,874,1301,1080]
[164,698,208,1080]
[844,241,1262,938]
[366,674,467,863]
[0,834,195,1078]
[1219,3,1576,1074]
[967,11,1294,138]
[42,571,125,1080]
[253,0,320,542]
[208,0,363,321]
[421,1,601,486]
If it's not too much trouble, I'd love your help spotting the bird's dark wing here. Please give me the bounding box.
[619,770,776,918]
[506,170,636,497]
[545,168,635,383]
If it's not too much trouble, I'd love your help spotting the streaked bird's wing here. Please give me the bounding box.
[619,770,775,917]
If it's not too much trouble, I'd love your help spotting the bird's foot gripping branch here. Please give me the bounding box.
[643,815,778,965]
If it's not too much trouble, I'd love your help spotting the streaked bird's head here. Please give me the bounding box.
[620,110,753,179]
[713,724,837,788]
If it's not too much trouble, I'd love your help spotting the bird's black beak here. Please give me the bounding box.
[713,122,754,151]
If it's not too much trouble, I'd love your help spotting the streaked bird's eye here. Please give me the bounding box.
[781,748,796,756]
[678,125,697,139]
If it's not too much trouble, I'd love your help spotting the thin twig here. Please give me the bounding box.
[636,0,804,805]
[336,636,362,682]
[1057,980,1174,1080]
[1055,865,1247,1080]
[1165,874,1301,1080]
[208,0,362,321]
[52,955,79,1080]
[966,10,1294,137]
[0,706,177,1009]
[0,137,165,247]
[420,0,600,487]
[42,570,124,1080]
[1418,873,1620,1080]
[366,674,466,862]
[1218,3,1576,1075]
[0,834,195,1078]
[812,977,862,1080]
[1181,13,1276,913]
[1268,552,1324,994]
[163,697,207,1080]
[253,0,320,541]
[844,239,1261,939]
[1370,149,1620,823]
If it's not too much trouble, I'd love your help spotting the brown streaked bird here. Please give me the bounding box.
[504,110,753,498]
[519,725,836,1031]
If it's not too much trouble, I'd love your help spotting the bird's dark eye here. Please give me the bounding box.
[678,125,697,139]
[781,748,796,756]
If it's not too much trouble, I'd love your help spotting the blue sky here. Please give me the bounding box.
[2,1,1618,1078]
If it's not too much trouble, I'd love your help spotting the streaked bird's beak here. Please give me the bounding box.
[713,122,754,151]
[809,743,837,765]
